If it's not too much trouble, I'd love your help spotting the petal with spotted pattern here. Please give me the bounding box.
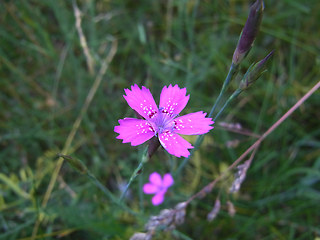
[174,111,214,135]
[123,84,158,120]
[158,132,193,157]
[114,118,155,146]
[159,84,189,116]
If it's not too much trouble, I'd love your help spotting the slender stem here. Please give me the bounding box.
[86,171,138,216]
[120,147,149,201]
[209,62,238,118]
[213,88,242,122]
[60,154,138,216]
[73,0,95,75]
[186,144,260,204]
[139,173,144,212]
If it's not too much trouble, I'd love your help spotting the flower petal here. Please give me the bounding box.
[123,84,158,120]
[162,173,174,188]
[174,111,214,135]
[152,192,165,205]
[143,183,159,194]
[114,118,154,146]
[159,84,189,116]
[149,172,162,186]
[159,132,194,158]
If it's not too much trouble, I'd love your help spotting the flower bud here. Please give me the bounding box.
[232,0,264,65]
[229,159,252,193]
[207,198,221,222]
[227,200,236,217]
[58,154,88,174]
[174,202,187,225]
[130,233,149,240]
[239,50,274,90]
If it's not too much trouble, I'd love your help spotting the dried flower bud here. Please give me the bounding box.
[58,154,88,174]
[145,209,175,232]
[219,122,242,130]
[159,209,175,226]
[239,50,274,90]
[130,233,149,240]
[226,139,240,148]
[229,159,252,193]
[207,198,221,222]
[175,201,188,211]
[174,202,187,225]
[145,216,160,232]
[232,0,264,65]
[144,203,188,235]
[227,201,236,217]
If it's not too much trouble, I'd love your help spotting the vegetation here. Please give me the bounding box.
[1,0,319,239]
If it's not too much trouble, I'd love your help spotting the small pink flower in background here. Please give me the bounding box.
[114,84,214,157]
[143,172,174,205]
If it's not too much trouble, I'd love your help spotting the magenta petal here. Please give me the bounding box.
[149,172,162,186]
[159,84,190,116]
[152,192,165,205]
[143,183,159,194]
[123,84,158,120]
[114,118,154,146]
[174,111,214,135]
[162,173,174,188]
[158,132,194,158]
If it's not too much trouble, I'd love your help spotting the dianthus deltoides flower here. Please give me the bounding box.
[143,172,174,205]
[114,84,214,157]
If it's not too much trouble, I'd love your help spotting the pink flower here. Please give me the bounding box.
[114,84,214,157]
[143,172,174,205]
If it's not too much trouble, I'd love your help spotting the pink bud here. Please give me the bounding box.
[232,0,264,65]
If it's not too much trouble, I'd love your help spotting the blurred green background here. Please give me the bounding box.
[1,0,320,239]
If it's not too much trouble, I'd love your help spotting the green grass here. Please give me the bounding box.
[1,0,320,239]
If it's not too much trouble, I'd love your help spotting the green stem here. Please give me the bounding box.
[209,62,238,118]
[138,173,144,212]
[86,171,138,216]
[120,146,149,201]
[213,88,242,122]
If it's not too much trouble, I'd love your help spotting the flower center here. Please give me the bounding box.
[150,108,177,135]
